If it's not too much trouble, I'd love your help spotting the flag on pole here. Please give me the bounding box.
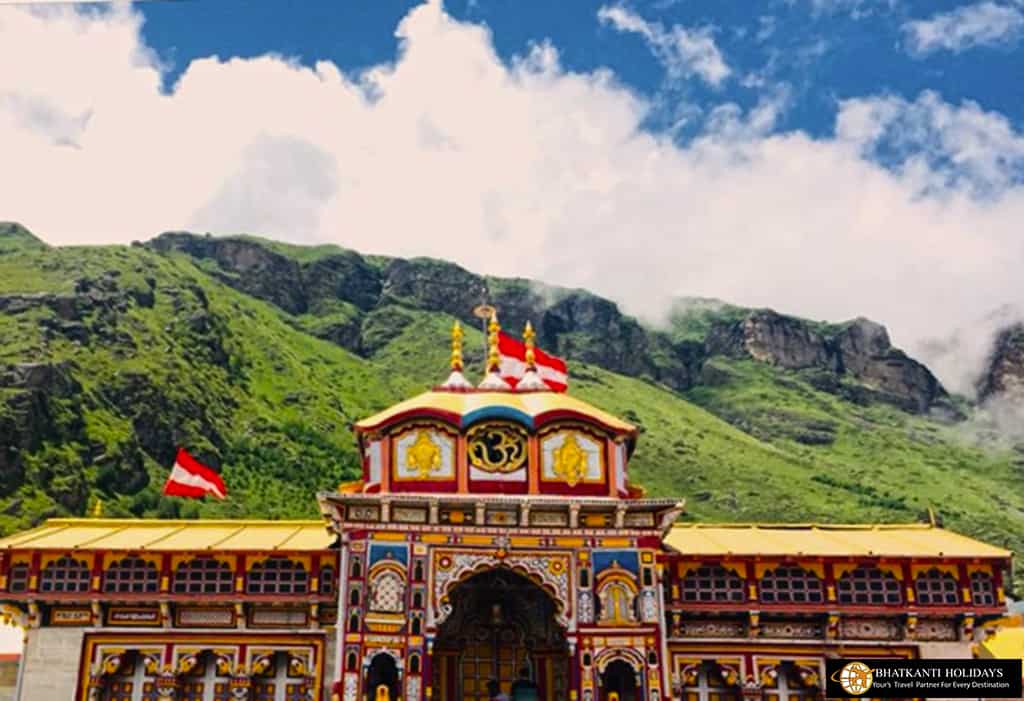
[163,447,227,500]
[497,331,568,392]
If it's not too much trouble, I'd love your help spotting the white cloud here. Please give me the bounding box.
[597,4,731,87]
[903,2,1024,55]
[1,0,1024,396]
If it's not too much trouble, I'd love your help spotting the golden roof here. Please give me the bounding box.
[0,519,333,552]
[354,389,636,435]
[664,523,1012,559]
[977,625,1024,665]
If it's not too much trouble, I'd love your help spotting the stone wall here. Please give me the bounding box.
[17,627,84,700]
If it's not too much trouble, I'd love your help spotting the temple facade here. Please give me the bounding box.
[0,320,1014,701]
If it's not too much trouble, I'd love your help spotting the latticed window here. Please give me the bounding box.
[7,563,29,593]
[680,565,744,603]
[40,555,90,593]
[247,557,308,595]
[971,571,996,606]
[369,570,405,613]
[914,568,959,605]
[759,566,824,604]
[104,557,159,594]
[319,565,336,595]
[836,566,902,605]
[173,557,232,594]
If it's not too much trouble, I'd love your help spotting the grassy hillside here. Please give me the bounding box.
[1,225,1020,588]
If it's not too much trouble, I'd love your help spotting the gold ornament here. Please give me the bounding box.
[406,430,442,478]
[450,321,465,371]
[466,423,528,473]
[553,433,588,486]
[524,321,537,368]
[486,312,501,373]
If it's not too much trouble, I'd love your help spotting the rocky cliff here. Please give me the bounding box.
[979,323,1024,400]
[148,233,951,412]
[705,312,949,414]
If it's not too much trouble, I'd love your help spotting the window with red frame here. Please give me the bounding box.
[970,571,996,606]
[103,556,159,594]
[914,568,959,605]
[40,555,90,593]
[173,557,232,595]
[680,565,745,603]
[759,566,824,604]
[836,566,902,605]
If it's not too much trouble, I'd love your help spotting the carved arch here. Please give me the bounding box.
[433,556,570,628]
[594,647,645,674]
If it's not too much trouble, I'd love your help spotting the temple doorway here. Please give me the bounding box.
[365,653,400,700]
[432,568,569,701]
[600,660,639,701]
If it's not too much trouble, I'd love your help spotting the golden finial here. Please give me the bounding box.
[524,321,537,368]
[486,311,501,372]
[450,320,465,371]
[92,498,103,518]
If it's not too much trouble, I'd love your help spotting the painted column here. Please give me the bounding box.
[335,531,350,688]
[422,636,434,700]
[657,561,673,700]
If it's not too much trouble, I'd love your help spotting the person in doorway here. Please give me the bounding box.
[510,667,540,701]
[487,679,510,701]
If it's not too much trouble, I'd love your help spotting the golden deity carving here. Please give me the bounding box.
[552,432,588,486]
[466,423,528,473]
[406,430,441,478]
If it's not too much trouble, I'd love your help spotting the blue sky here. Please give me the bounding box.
[137,0,1022,144]
[1,0,1023,394]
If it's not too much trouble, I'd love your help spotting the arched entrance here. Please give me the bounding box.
[600,659,639,701]
[365,653,400,700]
[432,568,569,701]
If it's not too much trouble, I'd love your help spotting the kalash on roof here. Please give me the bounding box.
[344,312,647,500]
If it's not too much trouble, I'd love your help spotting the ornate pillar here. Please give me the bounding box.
[228,672,252,700]
[741,676,763,701]
[155,667,180,701]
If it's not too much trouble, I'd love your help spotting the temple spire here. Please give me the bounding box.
[440,320,473,390]
[516,320,548,391]
[478,311,511,390]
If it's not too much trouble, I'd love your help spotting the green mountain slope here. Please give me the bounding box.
[1,224,1020,587]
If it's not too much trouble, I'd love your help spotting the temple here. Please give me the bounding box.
[0,317,1014,701]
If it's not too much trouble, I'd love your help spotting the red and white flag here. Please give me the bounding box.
[163,448,227,500]
[498,331,568,392]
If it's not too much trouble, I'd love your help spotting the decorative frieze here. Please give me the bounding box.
[839,617,903,640]
[914,617,958,641]
[758,620,825,639]
[248,607,309,628]
[175,606,236,628]
[106,606,161,627]
[676,618,747,638]
[392,507,427,524]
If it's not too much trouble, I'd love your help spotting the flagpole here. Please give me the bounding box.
[472,304,496,373]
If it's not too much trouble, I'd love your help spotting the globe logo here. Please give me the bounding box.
[835,662,874,695]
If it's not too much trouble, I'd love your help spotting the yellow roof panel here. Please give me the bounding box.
[354,390,636,434]
[977,628,1024,662]
[0,519,333,553]
[664,524,1012,559]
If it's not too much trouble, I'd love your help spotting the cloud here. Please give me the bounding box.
[1,0,1024,399]
[802,0,896,19]
[836,91,1024,195]
[903,2,1024,56]
[597,4,731,87]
